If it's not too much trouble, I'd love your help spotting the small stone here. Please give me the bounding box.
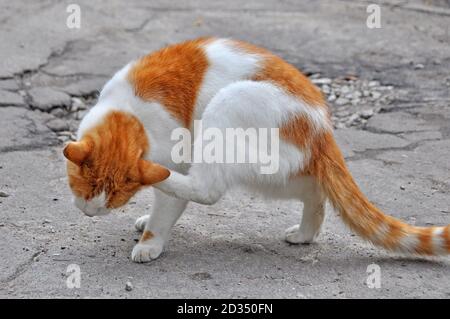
[46,118,70,132]
[0,191,9,198]
[378,85,394,91]
[346,113,360,126]
[327,94,337,102]
[360,109,374,119]
[125,281,133,291]
[321,84,331,94]
[344,74,358,81]
[370,91,381,99]
[57,135,70,143]
[340,85,351,94]
[58,131,72,137]
[350,98,361,106]
[71,97,86,111]
[400,185,406,190]
[368,80,380,87]
[414,63,424,70]
[347,90,361,100]
[190,272,212,281]
[43,219,52,224]
[311,78,332,85]
[50,108,66,118]
[335,97,350,106]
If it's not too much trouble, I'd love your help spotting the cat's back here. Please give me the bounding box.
[127,38,325,127]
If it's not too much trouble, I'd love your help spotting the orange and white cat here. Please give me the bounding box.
[63,38,449,263]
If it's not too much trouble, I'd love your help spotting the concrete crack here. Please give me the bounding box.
[0,248,47,286]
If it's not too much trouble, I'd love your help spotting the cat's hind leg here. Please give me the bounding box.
[285,177,326,244]
[154,80,309,204]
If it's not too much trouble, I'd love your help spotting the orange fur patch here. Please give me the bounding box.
[233,40,326,106]
[140,230,154,243]
[128,38,212,127]
[414,227,435,255]
[66,111,149,208]
[279,114,314,150]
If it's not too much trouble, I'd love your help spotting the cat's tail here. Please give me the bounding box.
[310,132,449,256]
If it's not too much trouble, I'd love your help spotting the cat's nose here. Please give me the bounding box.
[72,196,111,216]
[82,205,111,217]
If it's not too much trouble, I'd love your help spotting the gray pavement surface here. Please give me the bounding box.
[0,0,449,298]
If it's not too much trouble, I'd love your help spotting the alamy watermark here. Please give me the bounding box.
[170,120,280,174]
[366,4,381,29]
[366,263,381,289]
[66,263,81,289]
[66,4,81,29]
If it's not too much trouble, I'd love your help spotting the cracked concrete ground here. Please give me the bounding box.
[0,0,449,298]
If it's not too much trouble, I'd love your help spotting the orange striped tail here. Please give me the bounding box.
[310,132,450,256]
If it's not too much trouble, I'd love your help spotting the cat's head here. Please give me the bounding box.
[63,111,170,217]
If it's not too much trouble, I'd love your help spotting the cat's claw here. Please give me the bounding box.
[131,238,164,263]
[134,215,150,232]
[285,224,315,244]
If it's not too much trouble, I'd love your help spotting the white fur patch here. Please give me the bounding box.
[193,39,263,125]
[77,63,135,139]
[431,227,447,255]
[73,192,110,217]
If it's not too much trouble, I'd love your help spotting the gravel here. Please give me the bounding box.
[309,74,397,128]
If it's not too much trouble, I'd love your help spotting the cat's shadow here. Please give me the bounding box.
[157,228,450,269]
[79,226,449,270]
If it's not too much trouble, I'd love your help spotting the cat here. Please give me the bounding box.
[63,37,449,263]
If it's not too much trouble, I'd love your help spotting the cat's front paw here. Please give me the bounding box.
[131,232,164,263]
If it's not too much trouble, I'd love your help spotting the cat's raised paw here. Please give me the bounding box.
[131,238,164,263]
[134,215,150,232]
[284,224,315,245]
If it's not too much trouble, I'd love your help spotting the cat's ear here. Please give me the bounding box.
[63,141,92,165]
[138,159,170,185]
